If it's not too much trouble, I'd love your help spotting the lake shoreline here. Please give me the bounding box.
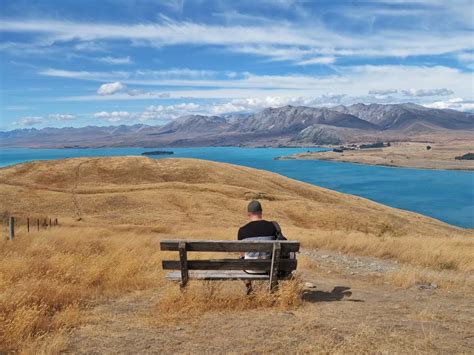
[277,154,474,171]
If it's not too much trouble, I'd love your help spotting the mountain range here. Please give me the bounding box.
[1,103,473,148]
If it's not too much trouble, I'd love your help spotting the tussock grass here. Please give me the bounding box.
[0,226,163,352]
[155,277,304,323]
[383,266,474,291]
[299,229,474,272]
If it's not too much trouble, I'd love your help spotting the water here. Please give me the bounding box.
[1,147,473,228]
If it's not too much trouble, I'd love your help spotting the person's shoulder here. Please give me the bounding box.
[262,219,277,228]
[239,221,253,230]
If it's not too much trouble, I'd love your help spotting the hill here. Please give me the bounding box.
[1,104,472,148]
[0,157,473,353]
[0,156,468,238]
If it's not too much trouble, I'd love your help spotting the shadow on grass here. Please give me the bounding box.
[302,286,364,303]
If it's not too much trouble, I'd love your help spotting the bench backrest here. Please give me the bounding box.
[160,239,300,289]
[160,239,300,252]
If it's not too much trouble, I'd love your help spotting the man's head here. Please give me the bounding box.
[247,200,263,220]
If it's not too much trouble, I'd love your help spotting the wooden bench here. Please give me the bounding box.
[160,239,300,291]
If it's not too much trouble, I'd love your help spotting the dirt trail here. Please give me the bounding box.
[68,250,474,353]
[71,161,85,220]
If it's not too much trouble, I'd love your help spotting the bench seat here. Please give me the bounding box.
[165,270,293,281]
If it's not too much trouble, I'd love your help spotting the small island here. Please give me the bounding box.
[141,150,174,156]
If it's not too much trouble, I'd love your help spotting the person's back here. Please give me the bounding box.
[238,200,281,293]
[238,219,277,241]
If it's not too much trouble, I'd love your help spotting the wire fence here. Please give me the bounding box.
[1,213,60,240]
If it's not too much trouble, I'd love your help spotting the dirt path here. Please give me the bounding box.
[71,161,86,220]
[68,251,474,353]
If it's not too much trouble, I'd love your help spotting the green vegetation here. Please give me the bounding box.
[455,153,474,160]
[141,150,174,156]
[360,142,388,149]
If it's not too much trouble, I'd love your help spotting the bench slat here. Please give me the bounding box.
[160,240,300,252]
[165,270,293,281]
[162,258,297,271]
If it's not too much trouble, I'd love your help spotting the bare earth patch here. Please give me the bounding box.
[68,263,474,353]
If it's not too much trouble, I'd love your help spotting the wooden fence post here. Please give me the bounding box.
[27,218,30,233]
[49,218,52,227]
[37,219,40,231]
[9,216,15,240]
[55,218,58,226]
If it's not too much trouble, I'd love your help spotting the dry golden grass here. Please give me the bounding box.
[155,278,303,323]
[0,157,472,352]
[0,226,163,352]
[382,265,474,291]
[299,229,474,272]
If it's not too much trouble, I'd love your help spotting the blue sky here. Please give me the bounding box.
[0,0,473,130]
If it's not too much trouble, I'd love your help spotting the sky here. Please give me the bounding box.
[0,0,473,130]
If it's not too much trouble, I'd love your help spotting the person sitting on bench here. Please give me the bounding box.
[238,200,283,294]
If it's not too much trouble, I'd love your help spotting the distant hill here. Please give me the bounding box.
[1,103,473,147]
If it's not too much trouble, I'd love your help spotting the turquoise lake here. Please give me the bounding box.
[1,147,473,228]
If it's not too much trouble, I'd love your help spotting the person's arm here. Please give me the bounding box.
[272,221,287,240]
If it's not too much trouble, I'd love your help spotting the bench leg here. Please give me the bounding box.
[178,242,189,288]
[269,242,281,293]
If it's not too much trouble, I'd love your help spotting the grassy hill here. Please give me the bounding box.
[0,157,472,352]
[0,156,468,235]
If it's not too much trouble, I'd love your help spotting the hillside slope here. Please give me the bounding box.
[0,156,469,238]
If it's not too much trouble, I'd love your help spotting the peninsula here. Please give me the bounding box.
[279,138,474,170]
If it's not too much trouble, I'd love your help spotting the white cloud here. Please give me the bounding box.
[13,116,44,126]
[2,17,473,63]
[368,89,398,95]
[94,111,132,122]
[97,81,125,95]
[424,98,474,111]
[139,102,202,121]
[296,56,336,65]
[457,52,474,63]
[402,88,454,97]
[50,65,471,105]
[40,68,219,83]
[40,68,129,81]
[98,56,132,65]
[49,113,76,121]
[13,113,78,126]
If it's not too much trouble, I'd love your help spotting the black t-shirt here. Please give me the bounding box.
[238,220,278,240]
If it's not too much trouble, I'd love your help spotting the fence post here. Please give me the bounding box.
[55,218,58,226]
[49,218,52,227]
[9,216,15,240]
[37,219,40,231]
[27,218,30,233]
